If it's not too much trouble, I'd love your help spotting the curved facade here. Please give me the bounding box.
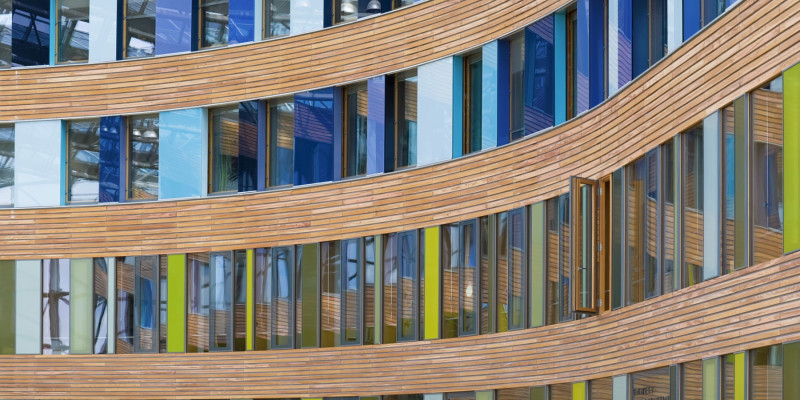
[1,0,800,399]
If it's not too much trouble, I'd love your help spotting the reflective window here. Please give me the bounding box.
[463,52,482,155]
[479,216,491,334]
[751,77,783,265]
[233,250,247,351]
[187,252,234,352]
[683,360,703,400]
[272,246,295,348]
[43,259,70,355]
[254,248,272,350]
[590,377,613,400]
[200,0,229,48]
[0,125,13,206]
[382,230,421,343]
[566,7,576,119]
[0,1,11,68]
[342,239,362,345]
[364,236,376,344]
[632,0,666,77]
[321,240,342,347]
[335,0,359,24]
[683,125,704,287]
[633,366,673,399]
[626,149,659,305]
[751,345,782,400]
[393,0,414,7]
[509,34,524,141]
[441,223,459,339]
[496,212,508,331]
[210,106,239,193]
[343,84,368,178]
[265,0,290,38]
[722,99,747,273]
[546,194,571,324]
[507,207,526,330]
[12,1,51,67]
[395,71,418,170]
[67,119,101,203]
[459,220,478,336]
[116,256,159,354]
[550,383,572,400]
[269,98,294,187]
[124,0,156,58]
[662,139,677,294]
[56,0,89,63]
[128,115,159,200]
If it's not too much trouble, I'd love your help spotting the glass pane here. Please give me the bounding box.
[272,246,293,348]
[611,169,623,308]
[683,360,704,400]
[396,73,418,169]
[509,34,525,141]
[265,0,290,38]
[722,98,747,273]
[209,251,233,351]
[210,106,239,193]
[128,115,159,200]
[0,125,14,206]
[627,157,646,304]
[751,345,782,400]
[508,208,526,329]
[337,0,359,23]
[0,1,10,68]
[187,253,210,353]
[57,0,89,63]
[233,250,247,351]
[342,238,361,345]
[546,198,559,325]
[644,149,659,299]
[383,233,398,343]
[441,223,458,339]
[558,194,572,322]
[200,0,229,48]
[321,241,341,347]
[591,377,613,400]
[662,139,677,294]
[159,255,167,352]
[479,216,491,334]
[683,125,704,287]
[68,120,101,203]
[125,0,156,58]
[722,354,735,400]
[43,259,70,355]
[465,54,483,154]
[460,221,478,335]
[496,212,508,332]
[364,236,376,345]
[633,366,672,399]
[269,100,294,187]
[752,77,783,265]
[254,248,271,350]
[345,86,368,177]
[550,383,572,400]
[0,261,13,355]
[138,256,158,352]
[576,183,592,310]
[496,387,529,400]
[398,230,418,341]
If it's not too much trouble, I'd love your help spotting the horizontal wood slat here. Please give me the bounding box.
[1,249,799,398]
[0,0,796,260]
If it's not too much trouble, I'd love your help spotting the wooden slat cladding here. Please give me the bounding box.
[0,0,796,261]
[3,250,800,399]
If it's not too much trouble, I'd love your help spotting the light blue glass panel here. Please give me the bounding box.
[554,11,566,124]
[12,0,50,66]
[666,0,681,52]
[703,111,720,281]
[525,15,555,134]
[291,0,323,35]
[228,0,254,44]
[417,57,453,165]
[159,108,207,199]
[14,120,62,207]
[155,0,193,55]
[613,375,628,400]
[15,260,41,354]
[88,0,117,62]
[367,76,386,175]
[294,88,334,185]
[617,0,632,87]
[576,0,590,114]
[482,41,498,150]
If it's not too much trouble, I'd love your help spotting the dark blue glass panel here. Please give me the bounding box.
[99,116,125,203]
[367,77,386,175]
[524,15,555,135]
[631,0,649,78]
[496,39,510,147]
[618,0,633,87]
[238,101,258,192]
[588,0,604,108]
[11,0,49,66]
[228,0,254,44]
[156,0,194,55]
[683,0,701,41]
[576,0,590,114]
[294,88,334,185]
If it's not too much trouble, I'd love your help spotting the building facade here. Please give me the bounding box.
[0,0,798,398]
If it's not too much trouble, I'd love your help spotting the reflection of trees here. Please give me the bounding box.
[43,260,70,354]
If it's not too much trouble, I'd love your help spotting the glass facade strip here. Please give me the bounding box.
[0,260,14,355]
[632,366,671,399]
[159,108,206,199]
[785,64,800,253]
[210,106,239,193]
[299,243,319,348]
[395,71,418,169]
[166,254,186,353]
[702,111,721,282]
[238,101,258,192]
[703,358,720,400]
[265,0,290,38]
[524,16,555,135]
[254,248,272,350]
[423,226,439,340]
[91,258,109,354]
[155,0,192,55]
[321,241,341,347]
[43,259,70,355]
[69,258,92,355]
[529,203,545,328]
[0,0,10,67]
[67,119,101,203]
[234,250,247,351]
[343,84,368,178]
[15,260,41,354]
[98,116,122,203]
[56,0,89,63]
[124,0,156,58]
[128,114,159,200]
[294,88,334,185]
[200,0,229,48]
[0,124,13,206]
[246,249,254,351]
[684,360,703,399]
[751,345,782,400]
[441,223,458,339]
[497,211,508,331]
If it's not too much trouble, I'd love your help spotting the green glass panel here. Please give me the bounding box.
[301,243,319,348]
[15,260,41,355]
[530,386,547,400]
[530,202,545,327]
[703,358,719,400]
[784,64,800,253]
[167,254,186,353]
[784,342,800,400]
[70,258,92,355]
[735,352,745,400]
[0,261,15,355]
[424,226,440,340]
[476,390,493,400]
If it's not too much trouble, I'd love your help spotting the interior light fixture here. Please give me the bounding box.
[367,0,382,13]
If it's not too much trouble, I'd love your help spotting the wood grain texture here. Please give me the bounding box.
[0,0,796,261]
[0,250,798,398]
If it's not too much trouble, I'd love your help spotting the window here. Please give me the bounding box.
[42,259,70,355]
[463,52,482,155]
[187,252,234,352]
[322,238,363,347]
[393,0,414,7]
[722,99,747,273]
[334,0,359,24]
[321,240,342,347]
[115,256,159,354]
[123,0,156,58]
[233,249,247,351]
[56,0,89,63]
[566,7,577,119]
[200,0,229,48]
[382,230,422,343]
[209,106,239,193]
[343,84,368,178]
[632,0,666,77]
[682,360,703,399]
[662,139,677,294]
[264,0,290,38]
[0,124,13,206]
[633,366,673,399]
[682,125,704,287]
[506,208,527,330]
[750,346,782,400]
[395,71,418,170]
[0,2,11,68]
[67,119,101,203]
[509,34,525,141]
[272,246,295,349]
[546,194,571,324]
[254,248,272,350]
[268,98,294,187]
[626,149,659,305]
[128,115,159,200]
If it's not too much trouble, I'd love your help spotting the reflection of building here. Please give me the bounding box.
[0,0,799,399]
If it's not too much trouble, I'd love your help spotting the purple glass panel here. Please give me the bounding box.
[367,76,386,175]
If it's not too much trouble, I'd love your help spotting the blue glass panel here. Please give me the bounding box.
[631,0,648,78]
[494,40,510,147]
[618,0,633,87]
[576,0,590,114]
[554,12,566,125]
[159,108,205,199]
[588,0,604,108]
[294,88,334,185]
[367,76,386,175]
[11,0,49,66]
[525,16,555,135]
[238,101,258,192]
[99,116,125,203]
[683,0,700,40]
[228,0,254,44]
[155,0,193,55]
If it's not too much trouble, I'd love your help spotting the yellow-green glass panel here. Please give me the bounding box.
[0,261,15,355]
[476,391,493,400]
[70,258,92,355]
[784,342,800,400]
[735,352,745,400]
[301,243,319,348]
[530,386,547,400]
[530,202,545,327]
[246,249,254,351]
[703,358,719,400]
[785,64,800,253]
[572,381,586,400]
[167,254,186,353]
[424,226,440,340]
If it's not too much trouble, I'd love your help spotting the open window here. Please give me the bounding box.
[571,176,599,314]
